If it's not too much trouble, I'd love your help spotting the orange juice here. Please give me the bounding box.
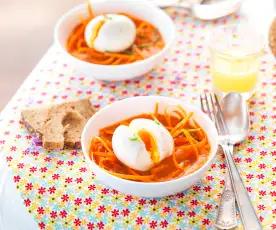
[209,25,264,99]
[211,50,260,94]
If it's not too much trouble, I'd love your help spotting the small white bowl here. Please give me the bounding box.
[81,96,218,197]
[54,0,175,81]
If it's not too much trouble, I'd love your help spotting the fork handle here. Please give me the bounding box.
[215,146,237,229]
[221,144,263,230]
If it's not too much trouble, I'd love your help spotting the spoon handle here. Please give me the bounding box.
[215,146,237,229]
[168,2,191,9]
[221,144,263,230]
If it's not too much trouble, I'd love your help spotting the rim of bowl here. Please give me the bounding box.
[54,1,176,69]
[81,96,219,186]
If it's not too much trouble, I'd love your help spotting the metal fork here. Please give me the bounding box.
[200,93,263,230]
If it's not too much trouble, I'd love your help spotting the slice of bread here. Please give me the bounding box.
[21,106,50,140]
[21,98,94,151]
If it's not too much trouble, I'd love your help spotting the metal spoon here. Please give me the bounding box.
[149,0,203,9]
[216,92,262,230]
[149,0,243,20]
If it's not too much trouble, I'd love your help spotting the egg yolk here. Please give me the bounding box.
[137,129,159,163]
[89,20,106,47]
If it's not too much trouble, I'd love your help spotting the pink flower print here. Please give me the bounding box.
[122,209,130,216]
[111,209,119,217]
[25,183,33,190]
[74,218,81,226]
[37,207,44,215]
[138,199,146,205]
[136,217,143,225]
[97,222,104,229]
[74,198,82,206]
[87,222,95,229]
[59,210,67,218]
[50,211,57,219]
[24,199,31,207]
[160,220,168,228]
[177,211,185,217]
[150,221,157,229]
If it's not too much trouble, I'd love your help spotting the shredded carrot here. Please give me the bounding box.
[170,112,194,136]
[66,2,165,65]
[172,150,185,170]
[154,102,159,118]
[182,130,199,160]
[89,103,210,182]
[94,137,114,155]
[108,171,153,182]
[87,0,94,17]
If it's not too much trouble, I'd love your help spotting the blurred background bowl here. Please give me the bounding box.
[54,0,175,81]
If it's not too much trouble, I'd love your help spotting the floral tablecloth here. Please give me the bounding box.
[0,8,276,230]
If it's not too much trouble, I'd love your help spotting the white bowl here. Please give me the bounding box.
[81,96,218,197]
[54,0,175,81]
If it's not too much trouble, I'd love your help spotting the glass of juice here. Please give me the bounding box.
[208,24,264,100]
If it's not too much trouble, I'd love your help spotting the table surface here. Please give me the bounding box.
[0,1,275,230]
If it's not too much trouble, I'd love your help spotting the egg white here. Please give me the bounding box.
[84,14,136,53]
[112,125,153,171]
[112,119,174,171]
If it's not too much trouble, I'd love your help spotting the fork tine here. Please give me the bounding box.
[204,93,212,120]
[209,94,222,134]
[214,94,229,135]
[200,95,205,112]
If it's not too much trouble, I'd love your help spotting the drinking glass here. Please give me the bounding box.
[208,24,264,100]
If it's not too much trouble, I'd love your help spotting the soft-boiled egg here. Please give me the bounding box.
[112,119,174,171]
[84,14,136,53]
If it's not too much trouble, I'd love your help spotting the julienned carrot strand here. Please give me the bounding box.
[164,106,172,127]
[111,58,121,65]
[182,130,199,160]
[95,137,114,155]
[133,45,145,58]
[87,0,94,17]
[175,137,206,151]
[77,39,86,51]
[104,52,136,59]
[107,171,153,182]
[67,4,165,65]
[170,112,194,136]
[90,103,210,182]
[154,102,159,118]
[128,168,140,176]
[172,110,184,120]
[172,150,185,170]
[99,157,115,168]
[94,151,113,158]
[67,25,85,50]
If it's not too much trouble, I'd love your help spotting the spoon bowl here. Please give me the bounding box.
[220,92,250,144]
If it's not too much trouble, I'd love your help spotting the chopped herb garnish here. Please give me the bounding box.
[137,44,152,49]
[153,36,161,43]
[104,15,112,20]
[154,120,161,126]
[122,50,134,55]
[136,33,148,39]
[129,136,140,141]
[105,50,112,53]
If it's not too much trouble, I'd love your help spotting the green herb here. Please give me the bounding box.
[136,33,148,39]
[104,14,112,20]
[122,50,134,55]
[137,44,152,49]
[153,36,161,43]
[154,120,161,126]
[129,136,140,141]
[105,50,112,53]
